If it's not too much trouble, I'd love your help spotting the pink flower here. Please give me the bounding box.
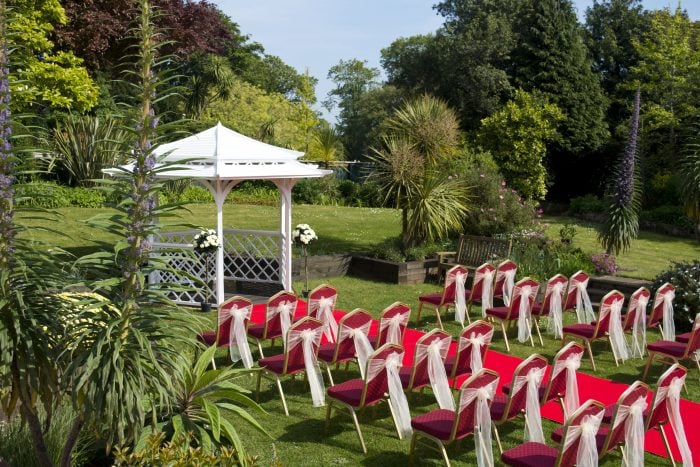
[538,208,544,214]
[501,180,506,187]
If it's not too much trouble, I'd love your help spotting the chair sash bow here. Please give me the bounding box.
[340,322,373,378]
[662,291,676,341]
[312,296,337,343]
[654,376,693,467]
[227,304,253,368]
[382,312,409,345]
[385,352,412,438]
[564,409,604,467]
[547,282,565,338]
[478,269,495,315]
[617,396,647,467]
[552,352,582,418]
[454,272,468,326]
[512,366,546,443]
[459,329,494,374]
[277,301,294,349]
[499,269,516,307]
[517,286,534,343]
[608,299,629,362]
[416,337,453,410]
[630,295,649,358]
[460,378,499,467]
[575,280,595,324]
[288,327,325,407]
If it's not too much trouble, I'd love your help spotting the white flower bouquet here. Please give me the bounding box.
[193,228,220,255]
[293,224,317,246]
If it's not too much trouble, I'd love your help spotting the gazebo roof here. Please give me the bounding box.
[118,122,331,180]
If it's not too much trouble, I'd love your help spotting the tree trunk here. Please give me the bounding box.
[19,404,53,467]
[401,207,410,251]
[60,416,84,467]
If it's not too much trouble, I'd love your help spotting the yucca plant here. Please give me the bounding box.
[680,121,700,236]
[153,346,268,464]
[599,90,642,255]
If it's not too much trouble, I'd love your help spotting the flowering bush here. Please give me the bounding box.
[293,223,317,246]
[652,261,700,332]
[193,228,220,255]
[591,253,618,275]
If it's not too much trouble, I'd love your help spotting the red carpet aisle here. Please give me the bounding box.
[248,300,699,462]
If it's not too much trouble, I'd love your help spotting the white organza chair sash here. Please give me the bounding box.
[552,351,582,418]
[653,376,693,467]
[512,366,546,442]
[547,282,566,339]
[608,299,629,362]
[381,310,410,345]
[615,396,647,467]
[661,290,676,341]
[225,303,254,369]
[338,320,373,378]
[460,378,499,467]
[517,285,535,343]
[454,272,468,326]
[458,328,494,374]
[498,268,517,307]
[630,295,649,358]
[275,300,295,349]
[310,295,338,343]
[287,327,325,407]
[575,278,595,324]
[476,269,495,316]
[414,336,453,410]
[563,409,604,467]
[385,352,412,438]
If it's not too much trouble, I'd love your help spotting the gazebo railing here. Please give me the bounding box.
[149,228,282,306]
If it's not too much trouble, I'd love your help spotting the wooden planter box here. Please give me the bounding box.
[349,256,439,285]
[292,254,352,280]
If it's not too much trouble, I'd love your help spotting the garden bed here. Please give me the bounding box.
[349,255,439,285]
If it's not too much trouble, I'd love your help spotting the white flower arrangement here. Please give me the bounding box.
[193,228,220,255]
[293,223,317,246]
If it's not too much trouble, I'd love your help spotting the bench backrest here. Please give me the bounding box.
[455,234,512,267]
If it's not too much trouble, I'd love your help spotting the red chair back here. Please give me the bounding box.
[407,329,451,389]
[623,287,651,331]
[557,400,606,466]
[442,265,468,304]
[647,364,688,430]
[649,282,674,328]
[684,313,700,355]
[361,343,404,407]
[376,301,411,347]
[333,308,373,362]
[283,317,324,374]
[452,320,494,377]
[602,381,650,453]
[468,262,496,302]
[308,283,337,314]
[543,341,584,403]
[502,277,539,320]
[454,369,500,439]
[501,354,548,421]
[265,290,297,338]
[536,274,568,316]
[592,290,625,337]
[564,270,590,311]
[217,296,253,345]
[494,259,517,299]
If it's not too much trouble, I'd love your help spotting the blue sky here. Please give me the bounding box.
[213,1,699,121]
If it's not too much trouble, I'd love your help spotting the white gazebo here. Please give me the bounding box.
[122,122,331,306]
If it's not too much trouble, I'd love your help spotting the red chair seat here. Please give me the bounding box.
[327,379,382,407]
[563,323,596,339]
[647,341,687,357]
[411,409,462,440]
[501,441,558,467]
[317,344,340,363]
[485,306,515,319]
[198,330,218,346]
[489,393,509,420]
[419,293,447,305]
[247,323,282,339]
[551,425,609,449]
[259,354,305,375]
[444,354,472,377]
[676,332,691,344]
[501,383,546,400]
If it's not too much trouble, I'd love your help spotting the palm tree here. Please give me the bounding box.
[184,54,235,119]
[680,121,700,237]
[308,124,344,168]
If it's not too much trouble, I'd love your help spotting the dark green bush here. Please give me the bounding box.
[293,177,341,205]
[177,185,214,204]
[640,205,695,231]
[68,186,107,208]
[569,194,605,215]
[16,181,70,208]
[512,238,593,282]
[370,237,442,262]
[652,261,700,333]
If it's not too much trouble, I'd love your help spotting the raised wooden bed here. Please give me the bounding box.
[292,254,352,280]
[349,255,439,285]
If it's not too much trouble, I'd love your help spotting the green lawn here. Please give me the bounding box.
[18,205,699,281]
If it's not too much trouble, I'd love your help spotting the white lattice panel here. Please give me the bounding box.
[223,228,281,283]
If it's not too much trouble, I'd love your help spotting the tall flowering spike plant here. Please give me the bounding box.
[0,33,13,269]
[599,90,642,256]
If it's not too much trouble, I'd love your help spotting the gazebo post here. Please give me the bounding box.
[204,179,238,306]
[275,179,297,291]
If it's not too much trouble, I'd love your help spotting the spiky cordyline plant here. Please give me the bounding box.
[62,0,201,457]
[680,121,700,235]
[599,90,642,255]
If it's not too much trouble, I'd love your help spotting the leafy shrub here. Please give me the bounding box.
[293,177,341,205]
[511,238,593,282]
[652,260,700,332]
[646,171,680,207]
[15,181,70,208]
[369,237,442,262]
[67,186,107,208]
[591,252,619,275]
[569,194,605,215]
[640,205,695,230]
[177,185,214,204]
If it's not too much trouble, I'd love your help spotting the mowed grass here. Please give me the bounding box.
[197,275,692,466]
[17,205,699,281]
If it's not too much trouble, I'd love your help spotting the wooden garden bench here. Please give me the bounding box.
[437,234,513,279]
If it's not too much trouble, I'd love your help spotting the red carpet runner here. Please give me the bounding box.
[248,300,698,462]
